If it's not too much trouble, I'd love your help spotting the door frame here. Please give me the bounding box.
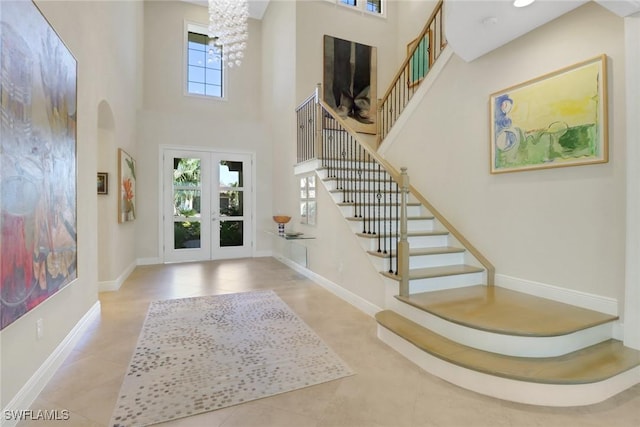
[159,144,256,263]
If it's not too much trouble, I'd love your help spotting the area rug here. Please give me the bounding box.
[110,290,353,427]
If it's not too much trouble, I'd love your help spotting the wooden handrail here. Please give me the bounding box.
[408,187,495,286]
[318,98,402,184]
[379,0,444,104]
[318,99,495,286]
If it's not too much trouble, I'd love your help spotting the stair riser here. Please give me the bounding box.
[322,169,391,181]
[359,234,449,252]
[325,180,405,193]
[370,252,465,271]
[346,219,435,233]
[339,204,422,218]
[407,271,485,293]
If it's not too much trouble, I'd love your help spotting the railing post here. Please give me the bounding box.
[398,167,410,297]
[376,97,383,147]
[315,83,323,160]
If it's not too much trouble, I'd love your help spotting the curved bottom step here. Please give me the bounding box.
[376,310,640,406]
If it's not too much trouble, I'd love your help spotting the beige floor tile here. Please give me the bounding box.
[18,258,640,427]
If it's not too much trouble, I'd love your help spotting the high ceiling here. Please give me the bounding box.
[446,0,640,61]
[182,0,270,20]
[184,0,640,61]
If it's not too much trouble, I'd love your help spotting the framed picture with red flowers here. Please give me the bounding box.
[118,148,136,223]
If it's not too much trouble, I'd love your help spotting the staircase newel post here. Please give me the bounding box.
[398,167,410,297]
[315,83,323,160]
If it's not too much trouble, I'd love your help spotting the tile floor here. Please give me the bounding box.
[21,258,640,427]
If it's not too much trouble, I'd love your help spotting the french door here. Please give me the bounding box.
[163,149,253,263]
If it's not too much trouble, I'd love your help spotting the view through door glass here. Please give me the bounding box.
[219,160,244,247]
[173,157,202,250]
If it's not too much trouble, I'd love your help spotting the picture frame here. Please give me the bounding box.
[407,31,432,88]
[97,172,109,195]
[490,54,608,174]
[323,35,378,134]
[118,148,136,223]
[0,0,78,330]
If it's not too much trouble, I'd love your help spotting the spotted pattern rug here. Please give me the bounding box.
[110,290,353,427]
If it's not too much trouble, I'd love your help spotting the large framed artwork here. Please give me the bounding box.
[118,149,137,223]
[323,35,377,134]
[0,1,78,329]
[490,55,608,174]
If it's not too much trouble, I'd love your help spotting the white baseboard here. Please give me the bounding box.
[274,255,382,318]
[137,257,162,266]
[496,274,619,316]
[1,302,101,427]
[253,250,273,258]
[98,260,137,292]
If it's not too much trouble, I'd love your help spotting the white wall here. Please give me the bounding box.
[263,0,411,308]
[137,1,273,261]
[1,0,143,409]
[384,3,627,304]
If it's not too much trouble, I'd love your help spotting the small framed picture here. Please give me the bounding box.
[97,172,108,195]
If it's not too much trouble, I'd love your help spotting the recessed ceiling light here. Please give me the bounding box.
[514,0,535,7]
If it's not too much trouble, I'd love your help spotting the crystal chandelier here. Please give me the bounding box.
[207,0,249,68]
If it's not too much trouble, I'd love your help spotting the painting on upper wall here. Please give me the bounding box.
[323,35,377,134]
[0,0,78,330]
[490,55,608,174]
[118,149,137,223]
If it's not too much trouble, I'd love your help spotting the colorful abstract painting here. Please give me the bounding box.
[490,55,608,173]
[0,1,77,329]
[118,149,136,223]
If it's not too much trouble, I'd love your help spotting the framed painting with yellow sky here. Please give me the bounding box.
[490,55,608,174]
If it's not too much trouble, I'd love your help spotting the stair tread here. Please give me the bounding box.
[358,230,449,239]
[340,201,420,206]
[382,264,483,280]
[347,216,434,221]
[396,284,619,337]
[375,310,640,384]
[368,246,465,258]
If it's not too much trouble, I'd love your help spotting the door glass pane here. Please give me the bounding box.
[174,189,201,218]
[220,190,243,217]
[174,221,201,249]
[173,158,202,218]
[220,220,243,247]
[219,160,243,187]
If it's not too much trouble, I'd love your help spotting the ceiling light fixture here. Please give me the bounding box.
[208,0,248,68]
[513,0,536,7]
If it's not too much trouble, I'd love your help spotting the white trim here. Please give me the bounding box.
[1,302,101,427]
[159,145,257,264]
[496,273,619,316]
[183,20,227,101]
[624,13,640,350]
[378,326,640,407]
[378,47,455,156]
[253,250,273,258]
[98,260,137,292]
[274,255,382,318]
[137,257,162,266]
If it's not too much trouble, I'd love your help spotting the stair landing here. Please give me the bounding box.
[396,284,618,337]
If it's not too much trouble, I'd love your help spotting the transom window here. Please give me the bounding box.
[186,24,224,98]
[338,0,383,14]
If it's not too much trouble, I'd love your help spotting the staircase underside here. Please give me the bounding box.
[396,284,618,337]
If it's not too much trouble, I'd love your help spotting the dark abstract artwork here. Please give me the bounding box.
[1,1,77,330]
[323,35,377,134]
